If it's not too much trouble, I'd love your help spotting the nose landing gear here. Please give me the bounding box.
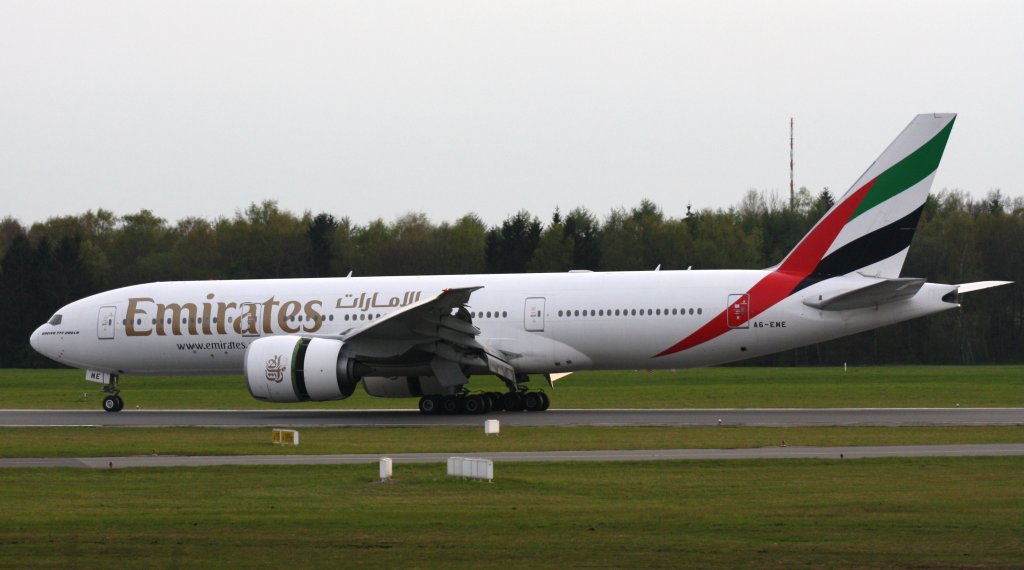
[101,374,124,412]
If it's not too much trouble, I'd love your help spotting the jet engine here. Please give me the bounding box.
[244,336,362,403]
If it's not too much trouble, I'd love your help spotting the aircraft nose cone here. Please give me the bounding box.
[30,325,52,358]
[30,326,42,351]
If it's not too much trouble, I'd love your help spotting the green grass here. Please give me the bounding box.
[2,367,1021,567]
[1,425,1022,458]
[3,365,1023,409]
[0,458,1021,568]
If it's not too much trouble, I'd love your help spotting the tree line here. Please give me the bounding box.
[2,188,1021,368]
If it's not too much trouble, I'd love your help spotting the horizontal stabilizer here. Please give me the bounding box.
[803,277,926,311]
[956,281,1013,294]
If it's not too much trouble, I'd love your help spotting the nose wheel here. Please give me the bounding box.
[102,394,124,412]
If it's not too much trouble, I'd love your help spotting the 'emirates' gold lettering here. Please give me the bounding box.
[124,294,325,337]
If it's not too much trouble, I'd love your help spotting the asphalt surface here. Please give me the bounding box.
[3,444,1023,469]
[0,408,1021,427]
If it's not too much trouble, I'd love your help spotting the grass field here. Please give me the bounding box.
[1,458,1021,568]
[2,366,1021,568]
[3,365,1023,409]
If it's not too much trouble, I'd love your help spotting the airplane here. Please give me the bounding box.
[30,113,1011,414]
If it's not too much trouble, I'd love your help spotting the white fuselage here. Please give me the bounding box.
[31,270,959,377]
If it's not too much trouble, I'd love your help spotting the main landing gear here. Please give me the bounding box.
[417,389,550,415]
[417,374,551,415]
[101,374,124,412]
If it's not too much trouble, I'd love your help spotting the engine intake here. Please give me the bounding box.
[244,336,361,403]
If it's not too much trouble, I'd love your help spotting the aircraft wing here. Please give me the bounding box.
[339,286,480,343]
[334,286,517,386]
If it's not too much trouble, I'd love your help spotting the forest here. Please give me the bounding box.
[2,187,1021,368]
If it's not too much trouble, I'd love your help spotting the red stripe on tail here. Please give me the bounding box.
[654,178,876,358]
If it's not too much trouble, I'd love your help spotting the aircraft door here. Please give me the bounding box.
[237,302,264,337]
[98,306,117,340]
[727,294,750,329]
[524,297,545,332]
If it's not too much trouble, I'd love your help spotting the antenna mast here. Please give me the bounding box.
[789,117,795,209]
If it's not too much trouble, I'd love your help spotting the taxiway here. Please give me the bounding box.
[3,443,1023,469]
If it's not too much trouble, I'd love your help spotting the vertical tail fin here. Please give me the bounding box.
[775,113,956,289]
[656,114,956,358]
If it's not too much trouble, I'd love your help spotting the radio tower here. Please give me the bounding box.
[789,117,795,209]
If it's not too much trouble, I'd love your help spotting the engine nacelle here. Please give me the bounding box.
[363,375,450,398]
[244,336,361,403]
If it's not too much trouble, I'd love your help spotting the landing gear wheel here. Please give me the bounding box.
[441,395,460,415]
[523,391,544,412]
[462,394,486,415]
[419,395,441,415]
[486,392,504,412]
[102,395,123,413]
[476,394,493,414]
[537,391,551,411]
[502,392,524,412]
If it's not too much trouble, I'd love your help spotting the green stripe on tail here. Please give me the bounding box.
[851,118,955,220]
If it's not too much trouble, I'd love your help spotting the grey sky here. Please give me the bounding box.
[2,0,1022,227]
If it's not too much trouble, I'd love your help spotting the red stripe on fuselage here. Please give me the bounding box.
[653,178,876,358]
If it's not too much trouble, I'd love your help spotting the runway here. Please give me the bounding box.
[3,443,1023,469]
[1,408,1022,427]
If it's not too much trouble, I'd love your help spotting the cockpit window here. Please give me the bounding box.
[48,314,63,326]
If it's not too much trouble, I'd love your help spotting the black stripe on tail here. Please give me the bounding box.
[792,205,924,294]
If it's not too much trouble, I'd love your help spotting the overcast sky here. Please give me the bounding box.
[2,1,1022,227]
